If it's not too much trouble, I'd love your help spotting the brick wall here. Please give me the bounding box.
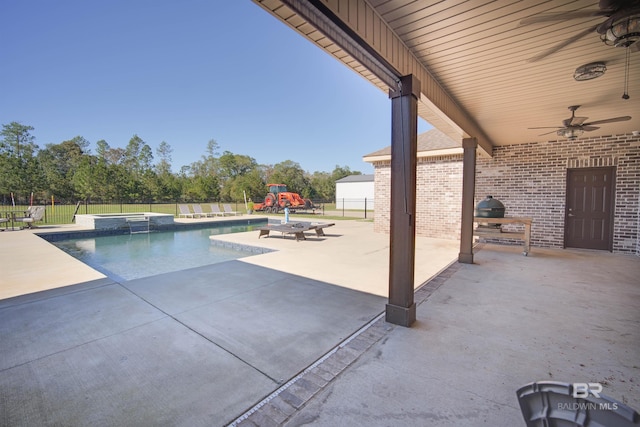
[371,133,640,255]
[373,154,463,239]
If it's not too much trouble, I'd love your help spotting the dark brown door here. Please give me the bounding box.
[565,167,615,250]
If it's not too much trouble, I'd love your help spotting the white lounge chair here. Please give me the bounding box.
[209,204,226,217]
[178,204,196,218]
[223,204,240,216]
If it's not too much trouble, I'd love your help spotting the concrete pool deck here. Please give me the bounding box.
[0,216,639,426]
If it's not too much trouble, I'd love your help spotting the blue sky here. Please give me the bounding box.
[1,1,430,174]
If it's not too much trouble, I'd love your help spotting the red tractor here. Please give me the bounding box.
[252,184,314,213]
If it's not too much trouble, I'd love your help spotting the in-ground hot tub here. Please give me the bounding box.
[74,213,174,231]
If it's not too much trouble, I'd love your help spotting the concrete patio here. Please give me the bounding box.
[0,218,638,426]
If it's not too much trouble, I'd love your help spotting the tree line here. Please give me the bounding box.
[0,122,361,205]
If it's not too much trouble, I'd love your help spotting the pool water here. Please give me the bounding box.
[52,224,259,281]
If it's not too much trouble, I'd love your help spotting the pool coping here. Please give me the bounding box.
[36,217,270,242]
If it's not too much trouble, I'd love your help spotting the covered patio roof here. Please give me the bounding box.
[253,0,639,155]
[252,0,640,327]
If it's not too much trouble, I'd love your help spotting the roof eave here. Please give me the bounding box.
[363,147,464,164]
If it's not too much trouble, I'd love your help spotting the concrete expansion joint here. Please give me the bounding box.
[229,313,388,426]
[230,259,462,426]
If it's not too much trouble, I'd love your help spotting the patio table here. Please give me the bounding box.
[474,216,532,256]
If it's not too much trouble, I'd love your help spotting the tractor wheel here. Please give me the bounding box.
[265,194,276,207]
[304,199,313,209]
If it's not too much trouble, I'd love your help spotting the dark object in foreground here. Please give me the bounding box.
[516,381,640,426]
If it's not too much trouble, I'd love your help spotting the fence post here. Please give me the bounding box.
[342,198,345,217]
[364,197,367,219]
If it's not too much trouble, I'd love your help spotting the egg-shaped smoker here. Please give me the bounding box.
[475,195,505,218]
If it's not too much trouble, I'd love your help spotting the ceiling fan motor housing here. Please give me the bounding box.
[600,14,640,47]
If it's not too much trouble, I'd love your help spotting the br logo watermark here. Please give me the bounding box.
[556,383,619,411]
[572,382,603,399]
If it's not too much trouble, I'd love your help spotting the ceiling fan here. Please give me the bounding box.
[520,0,640,62]
[528,105,632,140]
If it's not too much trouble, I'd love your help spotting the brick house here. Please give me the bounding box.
[364,128,640,255]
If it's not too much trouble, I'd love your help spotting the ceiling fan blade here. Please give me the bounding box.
[569,116,588,126]
[519,10,606,25]
[584,116,632,125]
[528,126,562,130]
[582,126,600,132]
[527,25,599,62]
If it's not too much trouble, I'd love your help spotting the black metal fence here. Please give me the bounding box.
[0,201,249,225]
[333,198,374,219]
[0,199,372,225]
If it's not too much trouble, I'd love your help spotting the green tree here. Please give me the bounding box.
[154,141,181,201]
[119,135,156,201]
[0,122,38,158]
[123,134,153,174]
[218,151,258,180]
[73,155,105,202]
[95,139,110,160]
[182,174,219,201]
[0,122,42,201]
[309,171,333,200]
[268,160,310,197]
[225,169,265,202]
[218,151,260,201]
[331,165,361,181]
[156,141,173,175]
[37,137,88,201]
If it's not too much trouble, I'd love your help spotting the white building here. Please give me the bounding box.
[335,174,374,210]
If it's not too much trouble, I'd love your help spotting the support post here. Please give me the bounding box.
[386,74,420,327]
[458,137,477,264]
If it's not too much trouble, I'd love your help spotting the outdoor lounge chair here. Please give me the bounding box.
[223,203,240,216]
[191,204,211,218]
[178,204,197,218]
[209,204,226,217]
[14,206,46,229]
[0,215,8,231]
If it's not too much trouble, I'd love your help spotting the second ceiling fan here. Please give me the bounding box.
[528,105,631,140]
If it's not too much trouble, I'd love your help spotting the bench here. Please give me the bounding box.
[474,216,532,256]
[257,222,335,241]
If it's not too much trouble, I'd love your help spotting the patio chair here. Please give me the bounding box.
[191,204,210,218]
[178,204,196,218]
[14,206,46,229]
[209,204,226,217]
[516,381,640,427]
[0,215,8,231]
[223,203,240,216]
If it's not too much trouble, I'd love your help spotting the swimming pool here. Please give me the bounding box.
[51,223,268,281]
